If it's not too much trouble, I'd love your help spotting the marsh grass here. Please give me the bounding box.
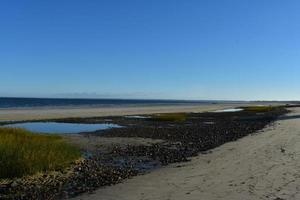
[241,106,279,112]
[151,113,187,122]
[0,127,81,179]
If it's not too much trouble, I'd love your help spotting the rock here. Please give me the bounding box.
[10,181,18,188]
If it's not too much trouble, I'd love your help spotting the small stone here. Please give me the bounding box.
[11,181,18,187]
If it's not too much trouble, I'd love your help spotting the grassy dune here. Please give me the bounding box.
[0,128,81,179]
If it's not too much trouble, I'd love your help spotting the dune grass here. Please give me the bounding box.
[0,127,81,179]
[151,113,187,122]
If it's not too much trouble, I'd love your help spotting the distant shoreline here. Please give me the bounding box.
[0,102,282,121]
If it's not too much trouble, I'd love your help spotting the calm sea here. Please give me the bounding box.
[0,97,228,109]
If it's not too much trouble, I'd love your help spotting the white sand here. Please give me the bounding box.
[0,104,251,121]
[74,107,300,200]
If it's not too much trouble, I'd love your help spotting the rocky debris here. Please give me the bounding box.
[0,159,137,200]
[98,107,288,164]
[61,159,137,198]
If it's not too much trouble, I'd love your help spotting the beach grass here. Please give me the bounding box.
[0,127,81,179]
[151,113,187,122]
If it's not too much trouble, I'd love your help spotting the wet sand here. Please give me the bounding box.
[74,107,300,200]
[0,103,255,121]
[65,134,164,153]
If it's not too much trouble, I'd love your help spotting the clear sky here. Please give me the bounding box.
[1,0,300,100]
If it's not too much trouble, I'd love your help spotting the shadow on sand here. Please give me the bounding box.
[277,114,300,121]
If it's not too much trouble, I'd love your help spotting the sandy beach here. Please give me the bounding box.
[74,107,300,200]
[0,103,256,121]
[0,103,292,199]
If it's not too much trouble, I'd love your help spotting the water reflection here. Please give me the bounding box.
[4,122,122,134]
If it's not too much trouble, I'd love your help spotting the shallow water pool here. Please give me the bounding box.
[4,122,122,134]
[124,115,150,119]
[213,108,244,113]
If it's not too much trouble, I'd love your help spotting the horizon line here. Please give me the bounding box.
[0,96,298,103]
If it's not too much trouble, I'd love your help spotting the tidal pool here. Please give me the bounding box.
[124,115,150,119]
[4,122,122,134]
[213,108,244,113]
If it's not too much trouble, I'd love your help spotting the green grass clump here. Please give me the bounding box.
[0,128,81,179]
[241,106,277,112]
[151,113,187,122]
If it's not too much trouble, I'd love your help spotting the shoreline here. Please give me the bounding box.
[0,105,288,199]
[75,107,300,200]
[0,103,278,121]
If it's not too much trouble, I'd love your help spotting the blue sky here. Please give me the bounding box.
[1,0,300,100]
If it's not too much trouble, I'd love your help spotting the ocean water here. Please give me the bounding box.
[0,97,225,109]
